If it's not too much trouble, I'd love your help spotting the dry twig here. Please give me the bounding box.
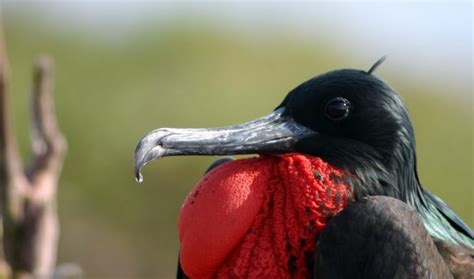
[0,21,66,279]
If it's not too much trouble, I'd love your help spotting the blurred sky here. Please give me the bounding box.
[3,1,473,98]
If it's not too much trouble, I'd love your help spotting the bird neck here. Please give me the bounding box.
[346,136,474,248]
[296,132,473,247]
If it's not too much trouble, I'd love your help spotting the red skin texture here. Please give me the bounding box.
[179,154,353,279]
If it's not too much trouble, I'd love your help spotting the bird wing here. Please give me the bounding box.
[422,188,474,243]
[314,196,454,278]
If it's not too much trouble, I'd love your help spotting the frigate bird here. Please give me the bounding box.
[134,58,474,278]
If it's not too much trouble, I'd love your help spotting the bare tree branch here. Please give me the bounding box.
[27,56,66,182]
[0,18,14,279]
[0,18,67,278]
[24,55,66,278]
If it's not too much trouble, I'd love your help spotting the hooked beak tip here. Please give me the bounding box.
[135,171,143,183]
[134,160,144,183]
[134,134,168,184]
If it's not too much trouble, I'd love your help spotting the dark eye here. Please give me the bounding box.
[325,97,351,120]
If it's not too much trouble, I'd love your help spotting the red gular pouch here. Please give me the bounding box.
[178,153,354,279]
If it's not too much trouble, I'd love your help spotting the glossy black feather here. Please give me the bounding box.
[314,196,453,278]
[423,189,474,240]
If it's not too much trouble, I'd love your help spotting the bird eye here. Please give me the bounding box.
[324,97,351,120]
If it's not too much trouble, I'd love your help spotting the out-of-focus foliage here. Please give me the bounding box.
[3,12,472,279]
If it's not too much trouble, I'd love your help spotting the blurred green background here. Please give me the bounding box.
[2,2,472,278]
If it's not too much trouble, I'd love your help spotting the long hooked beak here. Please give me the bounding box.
[134,107,316,182]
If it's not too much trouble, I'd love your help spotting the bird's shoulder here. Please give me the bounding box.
[315,196,453,278]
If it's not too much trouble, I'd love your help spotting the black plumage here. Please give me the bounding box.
[314,196,453,278]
